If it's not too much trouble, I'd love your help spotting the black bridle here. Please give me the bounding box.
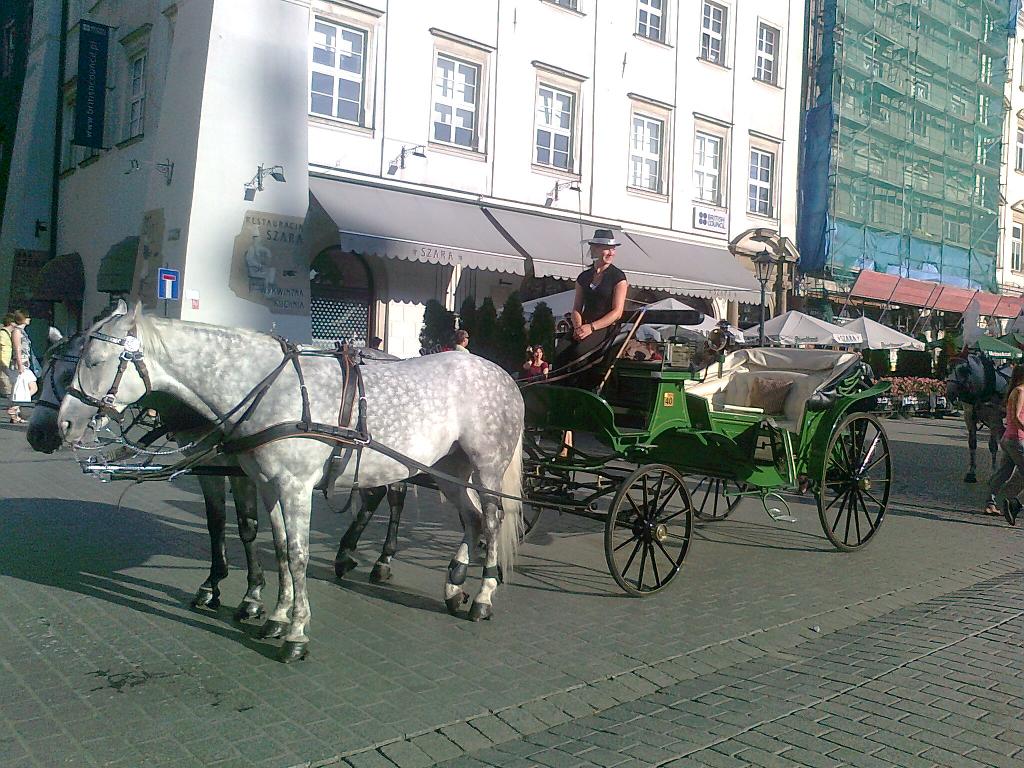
[34,339,81,412]
[65,329,153,422]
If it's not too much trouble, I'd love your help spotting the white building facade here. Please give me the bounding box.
[1001,20,1024,301]
[2,0,805,356]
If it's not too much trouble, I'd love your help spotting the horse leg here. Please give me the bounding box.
[469,486,502,623]
[277,485,315,663]
[333,486,386,579]
[257,496,293,642]
[965,411,978,483]
[229,475,265,623]
[370,482,408,584]
[192,475,228,610]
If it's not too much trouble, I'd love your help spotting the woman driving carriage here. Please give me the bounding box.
[552,229,629,384]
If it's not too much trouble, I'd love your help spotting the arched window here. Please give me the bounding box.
[309,248,374,347]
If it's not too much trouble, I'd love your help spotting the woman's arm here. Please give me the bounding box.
[570,283,586,331]
[11,329,23,372]
[1014,387,1024,431]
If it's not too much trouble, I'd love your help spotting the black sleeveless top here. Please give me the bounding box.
[576,265,627,324]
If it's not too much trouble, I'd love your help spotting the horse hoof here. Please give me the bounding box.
[190,588,219,610]
[444,592,469,616]
[277,641,309,663]
[233,601,264,623]
[257,620,289,640]
[369,563,391,584]
[964,473,977,484]
[468,602,493,622]
[334,554,359,580]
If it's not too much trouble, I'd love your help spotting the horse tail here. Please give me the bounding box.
[497,431,524,579]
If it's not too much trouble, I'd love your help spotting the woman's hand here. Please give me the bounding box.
[574,323,594,341]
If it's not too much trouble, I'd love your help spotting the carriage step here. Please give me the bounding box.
[768,513,798,523]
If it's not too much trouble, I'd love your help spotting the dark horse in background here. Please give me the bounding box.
[945,351,1011,483]
[27,334,410,620]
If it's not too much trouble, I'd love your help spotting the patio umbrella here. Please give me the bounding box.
[972,335,1023,360]
[842,317,924,351]
[753,310,863,346]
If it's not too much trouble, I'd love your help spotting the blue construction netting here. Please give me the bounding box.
[796,104,833,275]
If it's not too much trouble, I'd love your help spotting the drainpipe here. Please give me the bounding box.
[49,0,71,324]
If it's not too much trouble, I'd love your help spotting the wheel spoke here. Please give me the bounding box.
[852,487,862,543]
[654,479,684,518]
[641,474,650,516]
[856,432,882,475]
[655,538,683,566]
[659,506,689,524]
[625,492,643,518]
[621,538,643,575]
[612,532,637,552]
[862,486,885,511]
[855,490,876,533]
[831,491,850,532]
[636,544,649,590]
[823,486,846,513]
[843,488,854,545]
[648,543,662,588]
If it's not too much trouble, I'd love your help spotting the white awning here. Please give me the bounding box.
[484,207,761,301]
[310,178,526,274]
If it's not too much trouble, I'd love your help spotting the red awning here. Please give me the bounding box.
[849,271,1023,318]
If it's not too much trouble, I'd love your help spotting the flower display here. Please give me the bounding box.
[880,377,946,398]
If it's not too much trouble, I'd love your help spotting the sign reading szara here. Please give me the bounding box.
[74,21,110,149]
[229,211,308,315]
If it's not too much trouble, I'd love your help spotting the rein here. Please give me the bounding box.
[66,329,153,421]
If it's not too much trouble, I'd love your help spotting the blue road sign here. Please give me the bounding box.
[156,267,180,301]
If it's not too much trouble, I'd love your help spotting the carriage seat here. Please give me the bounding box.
[684,348,861,434]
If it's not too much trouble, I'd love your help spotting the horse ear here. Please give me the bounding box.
[112,299,129,317]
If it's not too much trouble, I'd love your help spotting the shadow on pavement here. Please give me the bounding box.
[0,498,284,660]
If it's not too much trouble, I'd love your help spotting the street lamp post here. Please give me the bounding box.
[753,249,777,347]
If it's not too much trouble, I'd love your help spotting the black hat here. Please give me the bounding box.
[587,228,621,247]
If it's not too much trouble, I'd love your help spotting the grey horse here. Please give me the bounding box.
[28,334,412,613]
[57,302,524,662]
[945,352,1011,483]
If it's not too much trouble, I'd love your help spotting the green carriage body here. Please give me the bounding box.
[523,354,888,491]
[521,309,893,596]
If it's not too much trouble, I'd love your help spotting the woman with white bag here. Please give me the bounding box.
[6,310,37,424]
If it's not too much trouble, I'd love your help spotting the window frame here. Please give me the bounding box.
[124,51,147,141]
[754,21,780,85]
[1016,127,1024,172]
[428,31,493,157]
[534,82,577,173]
[430,53,482,151]
[699,1,728,67]
[637,0,667,44]
[309,16,370,127]
[627,110,668,195]
[693,130,724,206]
[747,145,776,218]
[1012,222,1023,272]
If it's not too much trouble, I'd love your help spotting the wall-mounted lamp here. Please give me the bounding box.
[243,163,287,200]
[545,180,581,207]
[386,144,426,175]
[124,157,175,185]
[34,219,48,238]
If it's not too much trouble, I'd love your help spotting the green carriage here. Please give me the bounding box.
[522,309,892,596]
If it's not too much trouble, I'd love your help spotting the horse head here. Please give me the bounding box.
[27,333,84,453]
[58,299,150,445]
[946,351,1008,405]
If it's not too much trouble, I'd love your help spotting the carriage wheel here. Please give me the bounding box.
[604,464,693,597]
[816,413,891,551]
[690,476,746,521]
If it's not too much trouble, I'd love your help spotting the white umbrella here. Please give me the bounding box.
[753,310,863,346]
[522,290,576,320]
[841,317,924,351]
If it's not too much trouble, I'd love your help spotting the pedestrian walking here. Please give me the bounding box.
[985,364,1024,525]
[6,309,38,423]
[0,313,14,401]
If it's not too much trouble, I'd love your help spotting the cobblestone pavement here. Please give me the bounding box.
[0,415,1021,768]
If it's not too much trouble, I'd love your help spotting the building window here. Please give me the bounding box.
[951,94,967,117]
[913,81,929,101]
[911,107,927,137]
[637,0,666,43]
[124,52,146,139]
[1017,128,1024,171]
[978,93,989,122]
[748,147,775,217]
[693,131,722,204]
[1013,223,1023,272]
[550,0,579,9]
[535,84,574,170]
[432,54,480,149]
[755,23,779,84]
[700,2,727,65]
[1,22,14,78]
[629,114,664,192]
[310,19,366,124]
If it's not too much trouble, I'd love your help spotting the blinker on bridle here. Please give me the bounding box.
[65,329,153,422]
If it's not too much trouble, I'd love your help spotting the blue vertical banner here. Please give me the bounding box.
[73,21,110,149]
